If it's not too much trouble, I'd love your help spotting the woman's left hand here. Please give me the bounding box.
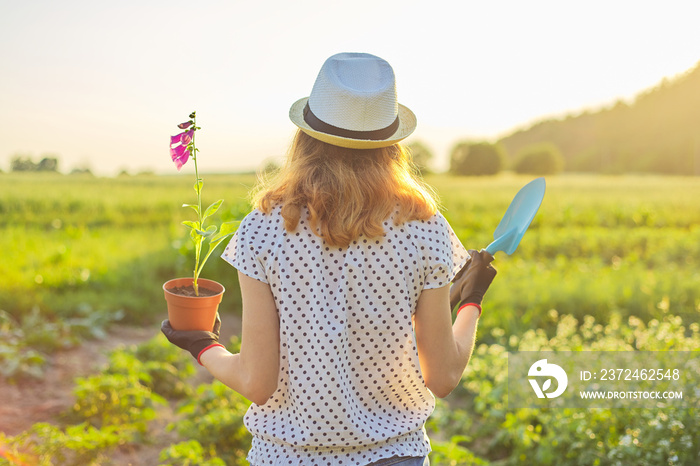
[161,313,221,361]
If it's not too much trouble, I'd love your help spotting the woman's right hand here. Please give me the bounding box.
[449,249,497,310]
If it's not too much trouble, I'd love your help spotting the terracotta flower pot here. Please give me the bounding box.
[163,277,225,331]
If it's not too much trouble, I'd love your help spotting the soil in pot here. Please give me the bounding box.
[166,284,219,298]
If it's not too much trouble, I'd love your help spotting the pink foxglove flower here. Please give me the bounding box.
[169,129,194,170]
[170,129,194,146]
[170,143,190,171]
[177,121,193,129]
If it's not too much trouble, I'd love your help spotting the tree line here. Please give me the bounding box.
[7,155,95,175]
[409,61,700,176]
[407,140,564,177]
[497,61,700,176]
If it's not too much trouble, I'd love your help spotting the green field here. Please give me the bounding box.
[1,172,699,464]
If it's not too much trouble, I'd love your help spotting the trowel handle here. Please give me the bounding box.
[484,242,498,256]
[484,227,518,256]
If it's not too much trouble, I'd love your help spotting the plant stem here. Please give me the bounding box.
[192,115,202,296]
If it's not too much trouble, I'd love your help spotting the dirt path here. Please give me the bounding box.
[0,324,161,437]
[0,317,242,464]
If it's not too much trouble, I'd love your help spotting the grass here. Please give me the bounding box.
[2,171,699,331]
[0,172,256,322]
[428,173,700,340]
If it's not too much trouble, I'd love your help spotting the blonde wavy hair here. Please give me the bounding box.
[252,131,439,247]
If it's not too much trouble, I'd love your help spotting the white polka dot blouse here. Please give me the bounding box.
[221,205,469,465]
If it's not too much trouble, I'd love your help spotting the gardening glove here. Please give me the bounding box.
[450,249,497,311]
[161,313,222,364]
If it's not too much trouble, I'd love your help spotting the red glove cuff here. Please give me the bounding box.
[197,343,225,366]
[457,302,482,318]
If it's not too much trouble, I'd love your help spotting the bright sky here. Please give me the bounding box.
[1,0,699,175]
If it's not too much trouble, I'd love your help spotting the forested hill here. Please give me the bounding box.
[498,61,700,175]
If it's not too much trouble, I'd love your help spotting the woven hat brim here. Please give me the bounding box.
[289,97,417,149]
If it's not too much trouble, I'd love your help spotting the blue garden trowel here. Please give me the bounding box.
[484,177,546,256]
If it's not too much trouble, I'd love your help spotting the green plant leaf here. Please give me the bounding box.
[182,204,200,215]
[193,180,203,194]
[202,199,224,220]
[195,225,217,237]
[195,222,240,277]
[209,221,239,243]
[182,220,200,231]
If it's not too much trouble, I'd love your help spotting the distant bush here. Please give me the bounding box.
[70,167,94,176]
[259,159,281,176]
[450,141,506,176]
[11,155,60,172]
[513,143,565,175]
[406,140,434,174]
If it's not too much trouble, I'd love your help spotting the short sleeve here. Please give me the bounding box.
[415,213,470,290]
[221,210,270,284]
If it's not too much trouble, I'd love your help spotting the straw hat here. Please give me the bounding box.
[289,52,416,149]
